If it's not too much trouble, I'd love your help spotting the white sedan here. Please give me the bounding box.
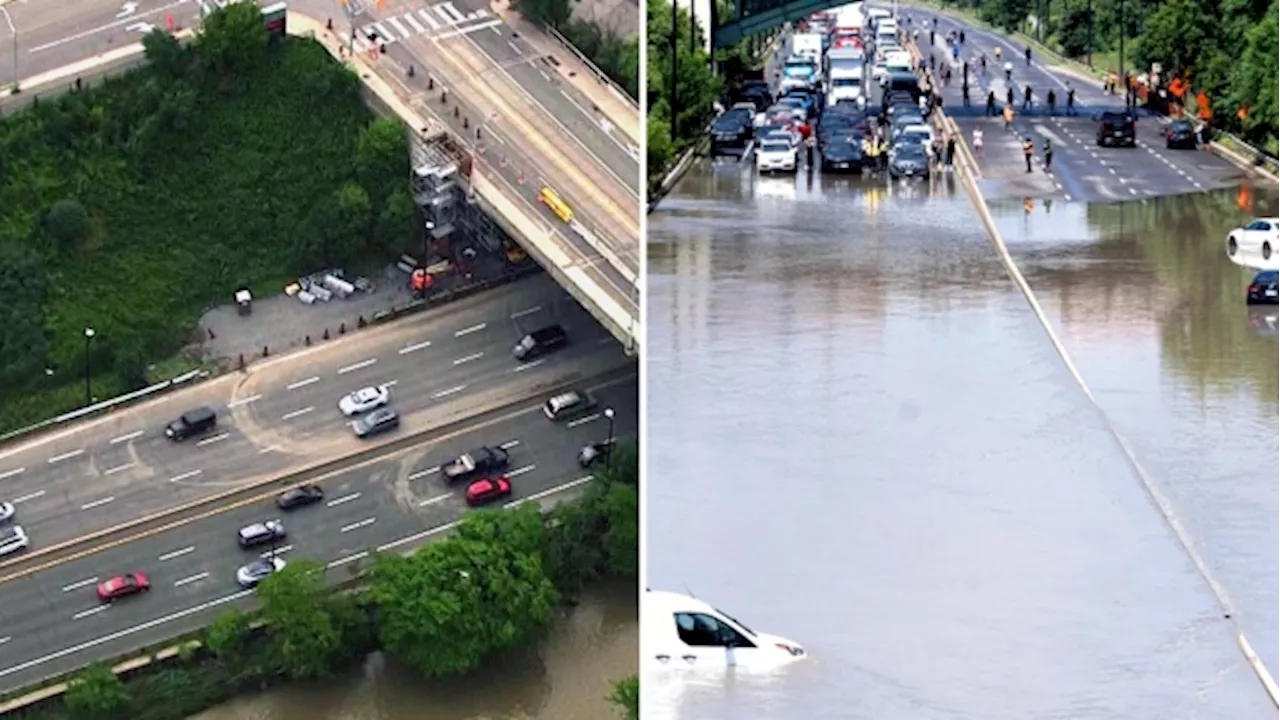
[756,138,798,174]
[1227,218,1279,261]
[338,386,390,416]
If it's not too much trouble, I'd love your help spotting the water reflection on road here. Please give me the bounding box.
[990,188,1280,675]
[190,581,636,720]
[646,161,1276,719]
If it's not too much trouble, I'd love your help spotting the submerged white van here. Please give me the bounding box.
[643,590,807,670]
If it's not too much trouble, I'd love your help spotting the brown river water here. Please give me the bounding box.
[190,581,636,720]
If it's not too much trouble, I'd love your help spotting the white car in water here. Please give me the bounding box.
[643,590,806,671]
[1226,217,1279,261]
[338,385,390,416]
[756,138,798,174]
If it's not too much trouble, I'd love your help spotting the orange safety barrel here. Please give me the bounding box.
[538,186,574,224]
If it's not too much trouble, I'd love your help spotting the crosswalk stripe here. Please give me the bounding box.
[417,8,441,30]
[440,2,467,24]
[370,22,395,41]
[433,5,458,25]
[402,12,426,32]
[386,16,411,39]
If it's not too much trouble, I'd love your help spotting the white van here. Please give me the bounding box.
[643,590,807,670]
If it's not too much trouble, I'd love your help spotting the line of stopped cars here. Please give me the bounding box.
[710,3,933,180]
[4,321,626,602]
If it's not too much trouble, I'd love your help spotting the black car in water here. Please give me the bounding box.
[1247,269,1278,305]
[889,145,929,179]
[1096,110,1136,147]
[709,109,754,155]
[1165,119,1197,149]
[821,136,865,173]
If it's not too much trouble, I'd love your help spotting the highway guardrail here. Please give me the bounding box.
[0,363,635,584]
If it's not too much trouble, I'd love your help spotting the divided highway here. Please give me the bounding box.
[0,275,621,559]
[900,4,1246,201]
[0,372,636,693]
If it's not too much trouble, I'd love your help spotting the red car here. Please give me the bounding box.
[465,476,512,506]
[97,573,150,603]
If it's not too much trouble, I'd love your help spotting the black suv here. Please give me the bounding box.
[1096,111,1136,147]
[709,109,754,155]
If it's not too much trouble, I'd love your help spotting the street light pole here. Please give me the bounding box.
[603,407,615,469]
[83,327,95,406]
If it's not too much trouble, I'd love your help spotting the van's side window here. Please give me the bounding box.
[674,613,757,648]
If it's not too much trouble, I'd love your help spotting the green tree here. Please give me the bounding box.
[205,609,252,660]
[646,116,675,188]
[375,188,416,253]
[197,0,269,76]
[600,482,638,576]
[609,675,639,720]
[354,118,408,208]
[256,560,343,679]
[63,662,130,720]
[512,0,573,28]
[368,506,559,676]
[142,29,189,79]
[646,0,721,142]
[336,181,373,248]
[46,198,90,255]
[1230,7,1278,148]
[0,243,49,391]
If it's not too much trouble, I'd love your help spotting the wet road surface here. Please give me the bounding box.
[900,5,1247,201]
[645,160,1276,718]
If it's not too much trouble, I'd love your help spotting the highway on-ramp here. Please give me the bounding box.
[0,274,621,558]
[0,372,636,694]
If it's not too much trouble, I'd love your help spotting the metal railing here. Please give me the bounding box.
[544,25,638,110]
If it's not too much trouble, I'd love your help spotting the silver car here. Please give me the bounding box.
[237,520,286,549]
[352,407,399,438]
[237,556,286,588]
[0,525,28,557]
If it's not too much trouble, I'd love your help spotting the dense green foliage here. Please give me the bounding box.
[646,0,722,194]
[512,0,640,99]
[937,0,1277,151]
[609,675,640,719]
[0,2,412,432]
[368,506,561,676]
[32,445,640,720]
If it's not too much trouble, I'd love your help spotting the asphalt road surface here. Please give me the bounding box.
[0,275,621,553]
[0,373,636,694]
[896,5,1246,201]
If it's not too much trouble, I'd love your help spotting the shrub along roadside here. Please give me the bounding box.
[609,675,640,719]
[6,443,638,720]
[0,1,413,434]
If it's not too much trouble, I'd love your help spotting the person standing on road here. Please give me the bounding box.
[1042,138,1054,172]
[972,127,984,158]
[1046,89,1056,115]
[1024,45,1032,65]
[980,54,987,74]
[959,29,966,43]
[1004,104,1016,131]
[962,81,971,107]
[962,60,969,82]
[1066,84,1076,115]
[1006,86,1015,109]
[1023,85,1033,111]
[986,90,997,116]
[1022,136,1034,172]
[878,136,890,173]
[945,134,957,171]
[930,29,935,47]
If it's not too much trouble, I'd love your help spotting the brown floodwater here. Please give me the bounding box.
[190,581,636,720]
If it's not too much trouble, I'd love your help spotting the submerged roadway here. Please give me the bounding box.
[649,17,1277,718]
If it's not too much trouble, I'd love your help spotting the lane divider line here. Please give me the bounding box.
[196,433,229,447]
[566,413,600,428]
[157,546,195,562]
[408,466,441,481]
[453,352,485,365]
[103,463,136,477]
[398,340,432,354]
[432,385,467,399]
[514,359,545,372]
[173,572,209,588]
[47,450,84,465]
[340,517,376,533]
[286,376,320,391]
[71,606,108,621]
[418,494,450,507]
[80,497,115,511]
[11,490,44,504]
[326,492,361,508]
[943,105,1280,708]
[226,394,261,409]
[454,323,487,337]
[108,431,143,445]
[338,359,378,375]
[167,470,203,483]
[281,407,315,421]
[260,545,293,559]
[506,464,535,478]
[60,577,98,593]
[0,468,23,480]
[498,440,520,449]
[510,306,542,318]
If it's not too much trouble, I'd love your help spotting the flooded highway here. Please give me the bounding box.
[646,161,1277,718]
